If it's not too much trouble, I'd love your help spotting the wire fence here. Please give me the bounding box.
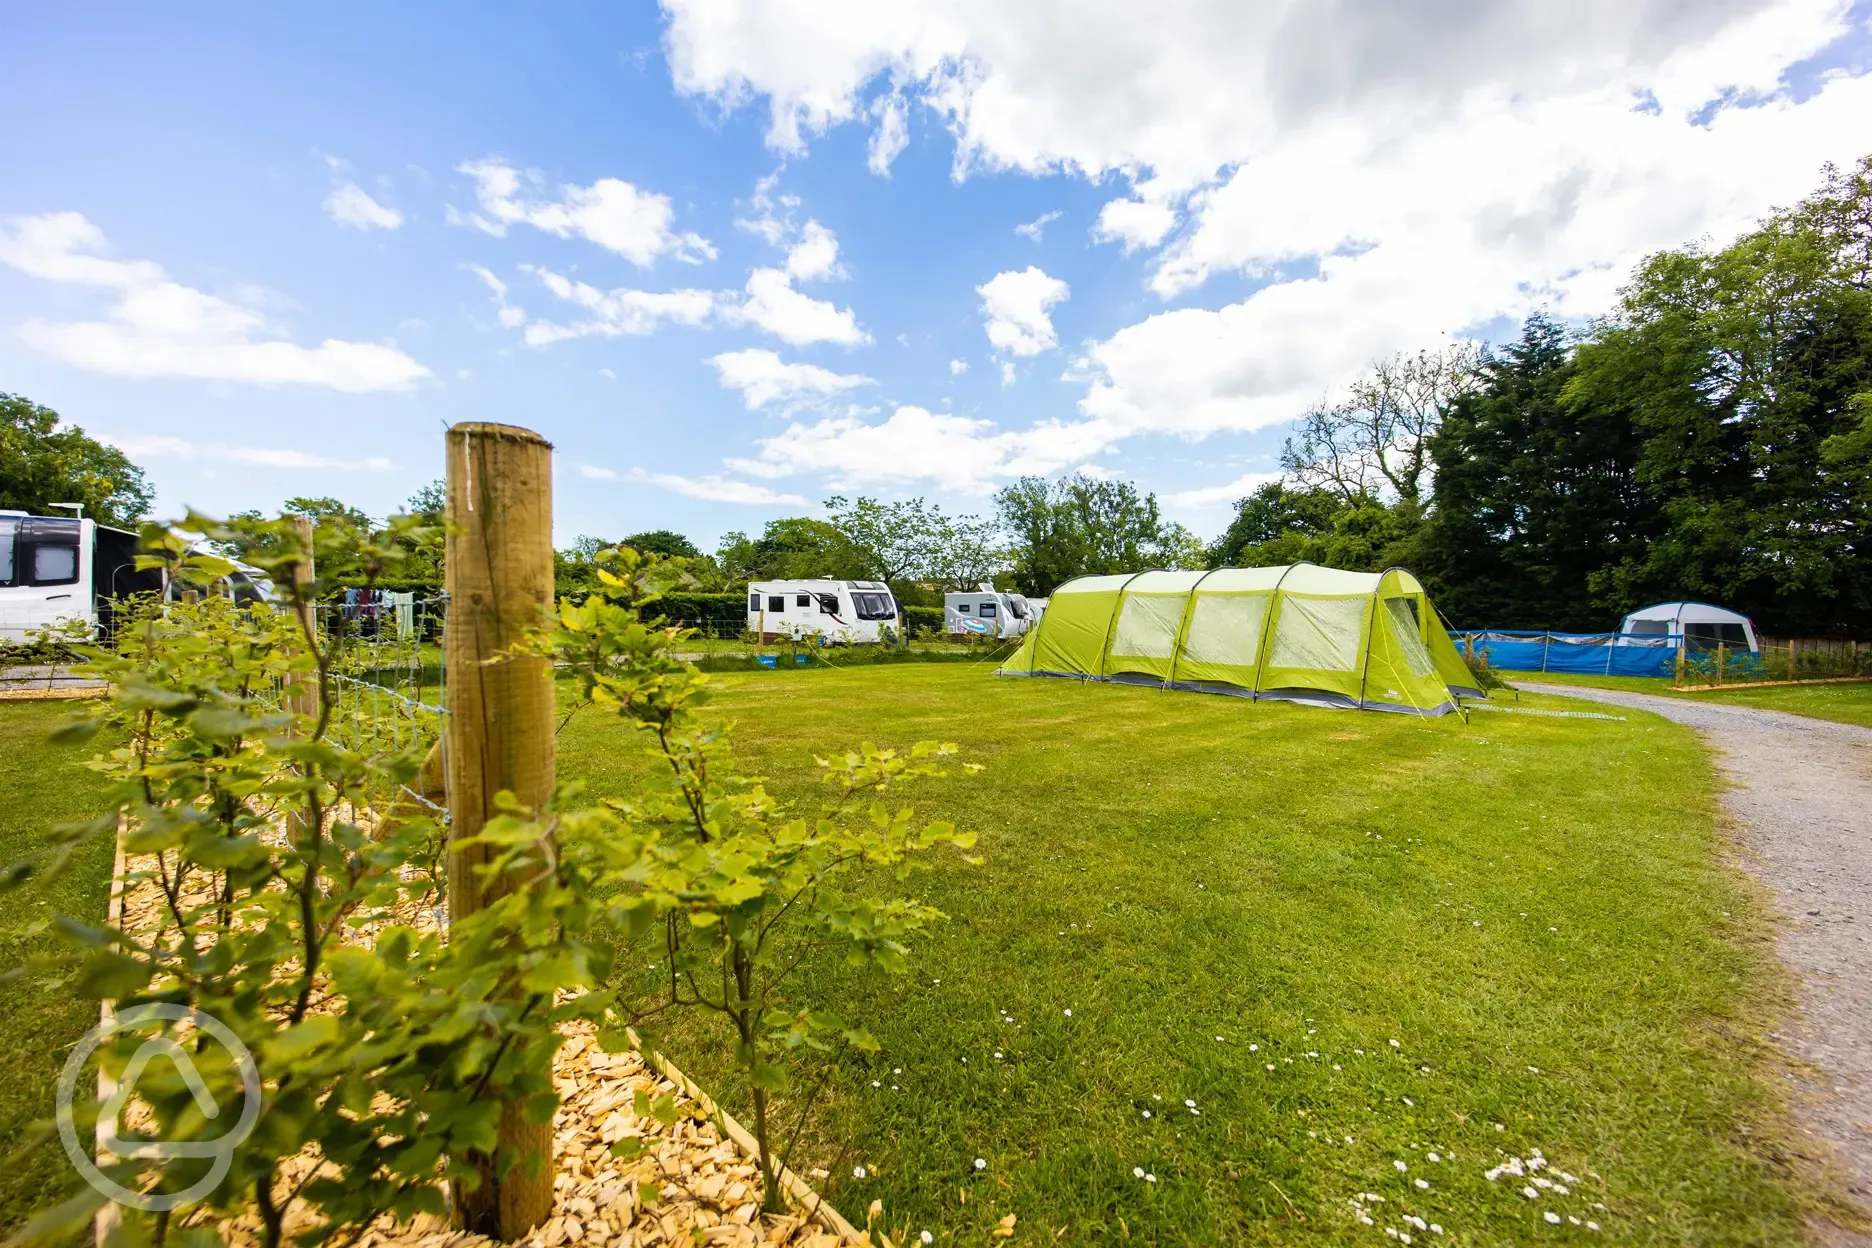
[306,594,449,819]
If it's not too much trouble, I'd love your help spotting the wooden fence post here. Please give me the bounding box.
[443,422,557,1240]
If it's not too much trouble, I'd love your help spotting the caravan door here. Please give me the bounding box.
[0,516,94,641]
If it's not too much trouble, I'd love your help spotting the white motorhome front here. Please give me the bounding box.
[747,580,899,644]
[0,512,165,642]
[944,585,1033,638]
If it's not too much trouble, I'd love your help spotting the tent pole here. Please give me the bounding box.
[1249,563,1307,703]
[1096,569,1158,681]
[1356,577,1384,712]
[1166,567,1224,691]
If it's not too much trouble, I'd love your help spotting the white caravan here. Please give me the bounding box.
[747,579,900,644]
[944,584,1033,639]
[0,511,167,642]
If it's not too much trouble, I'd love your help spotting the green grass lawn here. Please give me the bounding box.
[0,703,117,1236]
[1510,671,1872,728]
[559,665,1833,1247]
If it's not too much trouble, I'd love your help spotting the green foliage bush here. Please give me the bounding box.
[6,525,977,1243]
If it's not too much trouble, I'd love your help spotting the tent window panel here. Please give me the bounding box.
[1268,595,1366,672]
[1384,598,1436,677]
[1180,594,1269,668]
[1109,594,1185,659]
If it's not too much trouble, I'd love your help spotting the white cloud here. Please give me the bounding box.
[630,468,808,505]
[519,265,718,344]
[0,212,431,392]
[725,267,868,346]
[977,266,1070,356]
[1014,210,1063,242]
[579,464,619,479]
[661,0,1847,190]
[784,219,843,281]
[949,357,968,375]
[728,405,1119,492]
[1000,361,1016,386]
[102,431,394,472]
[868,93,911,175]
[325,182,404,231]
[663,0,1872,450]
[455,157,715,265]
[708,347,875,409]
[1166,470,1284,509]
[1078,67,1872,439]
[467,264,529,328]
[1092,197,1176,251]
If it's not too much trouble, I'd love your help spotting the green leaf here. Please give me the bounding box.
[748,1061,789,1092]
[187,707,262,741]
[48,716,101,745]
[265,1016,340,1063]
[2,1182,109,1248]
[609,1137,645,1159]
[843,1027,880,1053]
[73,951,150,1000]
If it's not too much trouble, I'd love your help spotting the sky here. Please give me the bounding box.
[3,0,1870,549]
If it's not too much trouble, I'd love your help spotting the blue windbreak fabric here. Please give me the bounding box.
[1445,631,1687,677]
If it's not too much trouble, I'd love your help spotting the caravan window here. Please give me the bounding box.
[956,603,971,614]
[1007,598,1028,619]
[816,593,839,614]
[0,518,16,586]
[767,595,785,613]
[796,593,811,608]
[749,593,760,612]
[852,592,895,620]
[980,602,997,617]
[31,541,78,585]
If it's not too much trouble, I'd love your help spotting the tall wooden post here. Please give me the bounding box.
[443,423,556,1240]
[286,514,319,723]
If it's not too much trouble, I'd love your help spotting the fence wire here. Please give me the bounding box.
[310,594,449,820]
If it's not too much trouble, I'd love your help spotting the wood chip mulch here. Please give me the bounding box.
[109,846,864,1248]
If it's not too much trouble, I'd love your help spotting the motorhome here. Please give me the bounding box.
[747,579,900,644]
[944,584,1033,639]
[0,511,166,642]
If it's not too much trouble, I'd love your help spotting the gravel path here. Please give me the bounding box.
[1521,683,1872,1237]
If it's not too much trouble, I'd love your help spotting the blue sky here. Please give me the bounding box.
[3,1,1870,549]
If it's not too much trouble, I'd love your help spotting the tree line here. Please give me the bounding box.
[6,156,1866,631]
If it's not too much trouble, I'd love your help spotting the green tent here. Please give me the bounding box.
[998,565,1483,716]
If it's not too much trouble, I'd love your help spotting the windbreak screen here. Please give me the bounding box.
[1268,595,1365,672]
[1109,594,1184,659]
[1384,598,1435,676]
[1180,593,1269,668]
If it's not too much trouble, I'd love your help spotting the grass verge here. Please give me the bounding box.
[559,664,1830,1246]
[1511,672,1872,728]
[0,703,116,1236]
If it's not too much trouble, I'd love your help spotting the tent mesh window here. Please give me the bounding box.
[1109,593,1184,659]
[1268,595,1365,671]
[1384,598,1436,677]
[1180,593,1270,668]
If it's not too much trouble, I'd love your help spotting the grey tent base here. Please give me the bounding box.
[996,668,1463,717]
